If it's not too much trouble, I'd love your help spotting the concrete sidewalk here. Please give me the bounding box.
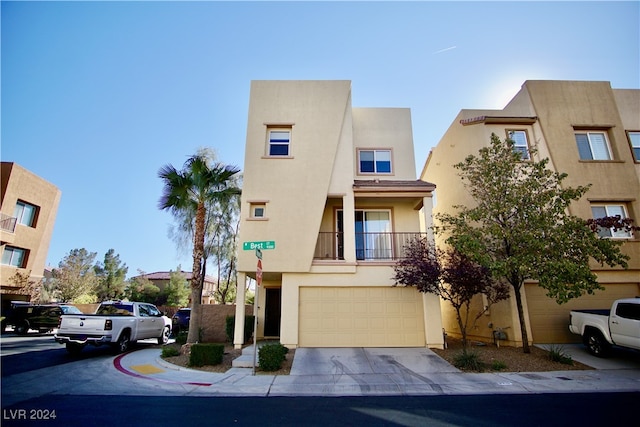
[115,344,640,397]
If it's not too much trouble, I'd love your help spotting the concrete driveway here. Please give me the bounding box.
[535,343,640,370]
[290,347,460,376]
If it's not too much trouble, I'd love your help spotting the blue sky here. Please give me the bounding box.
[2,1,639,277]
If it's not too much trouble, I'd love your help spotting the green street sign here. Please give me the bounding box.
[243,241,275,251]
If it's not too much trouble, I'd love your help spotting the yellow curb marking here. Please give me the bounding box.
[130,364,165,375]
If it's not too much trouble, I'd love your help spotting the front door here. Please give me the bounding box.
[264,288,281,337]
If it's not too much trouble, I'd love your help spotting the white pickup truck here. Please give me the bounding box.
[569,298,640,357]
[55,301,171,355]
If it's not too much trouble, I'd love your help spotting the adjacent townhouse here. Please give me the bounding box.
[1,162,61,312]
[132,271,218,304]
[422,80,640,345]
[233,80,444,349]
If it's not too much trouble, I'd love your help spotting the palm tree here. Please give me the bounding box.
[158,154,241,344]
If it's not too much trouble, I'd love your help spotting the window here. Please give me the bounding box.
[2,246,27,267]
[507,130,530,160]
[575,131,612,160]
[249,202,267,219]
[268,128,291,156]
[615,303,640,321]
[13,200,38,227]
[591,204,632,238]
[628,131,640,162]
[358,149,392,174]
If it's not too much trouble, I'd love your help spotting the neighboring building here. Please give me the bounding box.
[1,162,61,311]
[422,80,640,345]
[233,80,444,349]
[132,271,218,304]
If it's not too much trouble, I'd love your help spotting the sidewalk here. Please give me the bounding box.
[115,344,640,397]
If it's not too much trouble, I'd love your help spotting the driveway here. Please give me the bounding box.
[535,343,640,370]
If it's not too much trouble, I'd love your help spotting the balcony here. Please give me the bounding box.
[1,214,17,233]
[314,231,428,261]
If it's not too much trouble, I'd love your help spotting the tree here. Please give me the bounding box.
[435,134,633,353]
[7,270,43,303]
[94,249,128,301]
[164,266,190,307]
[393,238,508,349]
[125,271,161,304]
[52,249,99,303]
[158,153,241,343]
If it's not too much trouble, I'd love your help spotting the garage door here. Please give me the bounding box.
[299,286,425,347]
[526,283,639,343]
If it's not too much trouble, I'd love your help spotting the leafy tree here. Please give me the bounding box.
[435,134,633,353]
[52,249,99,303]
[165,266,190,307]
[393,238,508,349]
[7,270,43,303]
[94,249,128,301]
[158,152,241,343]
[125,271,162,305]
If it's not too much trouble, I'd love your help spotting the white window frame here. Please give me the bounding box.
[2,246,27,267]
[628,131,640,162]
[575,131,612,160]
[507,130,530,160]
[357,149,392,174]
[14,200,37,227]
[591,204,632,239]
[267,128,291,157]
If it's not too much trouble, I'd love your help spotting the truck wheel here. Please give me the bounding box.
[115,332,131,353]
[585,330,611,357]
[66,343,83,356]
[15,321,29,335]
[157,326,170,345]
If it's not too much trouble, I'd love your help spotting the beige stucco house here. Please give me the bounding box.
[233,80,444,349]
[422,80,640,346]
[132,271,218,304]
[1,162,61,311]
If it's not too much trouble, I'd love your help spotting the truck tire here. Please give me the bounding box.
[66,343,83,356]
[15,320,30,335]
[158,326,170,345]
[584,329,611,357]
[114,331,131,353]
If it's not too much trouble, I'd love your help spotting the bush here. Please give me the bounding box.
[189,343,224,367]
[161,346,180,358]
[175,330,188,345]
[225,315,255,342]
[453,350,486,372]
[490,360,507,371]
[258,343,288,371]
[548,345,573,365]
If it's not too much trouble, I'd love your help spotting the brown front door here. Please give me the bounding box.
[264,288,281,337]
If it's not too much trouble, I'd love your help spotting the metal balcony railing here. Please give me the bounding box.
[314,231,428,261]
[0,214,17,233]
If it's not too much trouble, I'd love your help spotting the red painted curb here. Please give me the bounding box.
[113,352,212,387]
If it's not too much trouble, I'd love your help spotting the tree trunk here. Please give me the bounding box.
[513,284,531,353]
[187,201,206,344]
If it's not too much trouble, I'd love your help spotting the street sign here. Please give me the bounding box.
[242,241,275,251]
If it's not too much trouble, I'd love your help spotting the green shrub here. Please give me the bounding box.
[490,360,507,371]
[548,345,573,365]
[175,330,188,345]
[258,343,288,371]
[225,315,255,342]
[189,343,224,367]
[453,350,486,372]
[161,345,180,358]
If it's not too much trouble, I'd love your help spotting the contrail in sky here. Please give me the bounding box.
[433,46,457,54]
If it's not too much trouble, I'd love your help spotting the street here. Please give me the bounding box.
[1,333,639,427]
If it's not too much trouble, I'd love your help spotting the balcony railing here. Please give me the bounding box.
[314,231,428,261]
[0,214,17,233]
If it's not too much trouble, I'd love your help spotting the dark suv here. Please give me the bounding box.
[171,308,191,335]
[2,302,82,334]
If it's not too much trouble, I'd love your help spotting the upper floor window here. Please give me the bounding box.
[507,130,530,160]
[2,246,27,268]
[267,128,291,157]
[14,200,38,227]
[628,131,640,162]
[591,204,632,238]
[575,131,612,160]
[358,149,392,174]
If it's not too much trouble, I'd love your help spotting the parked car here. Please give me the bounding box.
[569,298,640,357]
[172,308,191,335]
[2,302,83,335]
[55,301,171,354]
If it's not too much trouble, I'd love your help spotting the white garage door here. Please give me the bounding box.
[526,283,639,343]
[299,286,426,347]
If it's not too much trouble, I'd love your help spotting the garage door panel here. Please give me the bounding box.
[299,287,425,347]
